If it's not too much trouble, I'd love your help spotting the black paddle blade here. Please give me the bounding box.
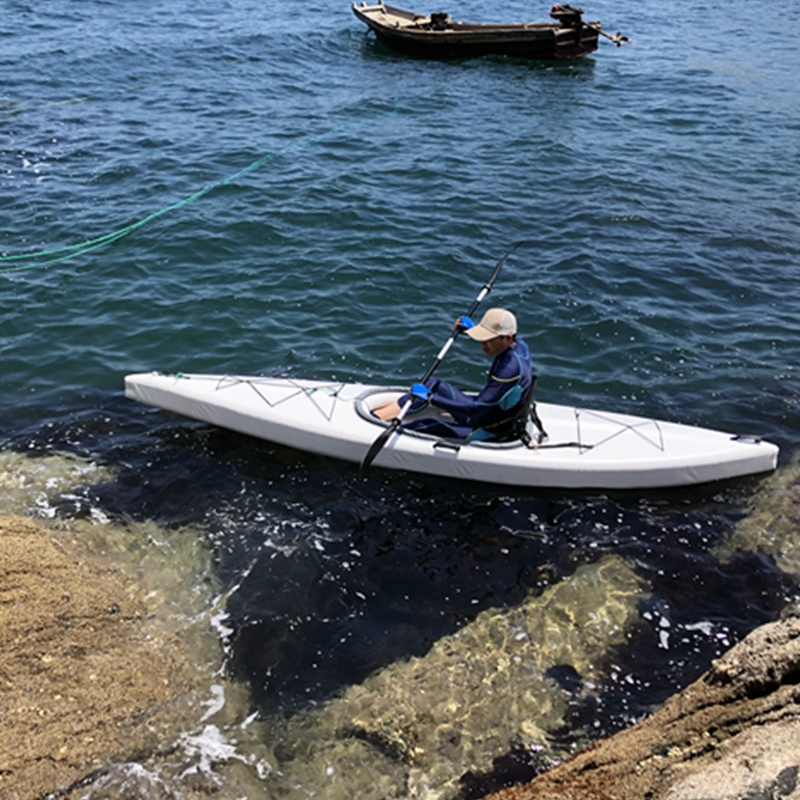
[360,420,398,472]
[487,241,521,290]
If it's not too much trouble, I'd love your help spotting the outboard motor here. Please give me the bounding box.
[549,3,584,27]
[429,11,452,30]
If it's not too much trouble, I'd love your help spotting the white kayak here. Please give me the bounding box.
[124,371,779,490]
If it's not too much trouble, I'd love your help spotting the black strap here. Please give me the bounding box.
[494,376,548,446]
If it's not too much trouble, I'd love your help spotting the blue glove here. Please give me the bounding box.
[459,315,475,331]
[410,382,431,402]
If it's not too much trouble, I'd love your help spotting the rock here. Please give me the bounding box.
[0,515,199,800]
[484,615,800,800]
[267,555,648,800]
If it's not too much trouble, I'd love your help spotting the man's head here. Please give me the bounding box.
[466,308,517,356]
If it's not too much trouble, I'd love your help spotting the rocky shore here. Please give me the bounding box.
[0,515,204,800]
[2,507,799,800]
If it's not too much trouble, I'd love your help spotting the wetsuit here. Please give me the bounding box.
[401,338,533,441]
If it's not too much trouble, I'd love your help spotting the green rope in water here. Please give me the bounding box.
[0,120,353,275]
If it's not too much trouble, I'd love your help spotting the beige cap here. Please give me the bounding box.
[466,308,517,341]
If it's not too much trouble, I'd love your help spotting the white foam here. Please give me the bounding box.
[179,724,241,778]
[199,684,226,722]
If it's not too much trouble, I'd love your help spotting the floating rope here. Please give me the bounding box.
[0,115,368,275]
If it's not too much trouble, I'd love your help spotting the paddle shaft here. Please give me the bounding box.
[360,242,520,471]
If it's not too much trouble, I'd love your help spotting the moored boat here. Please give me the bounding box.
[124,372,778,490]
[351,2,629,60]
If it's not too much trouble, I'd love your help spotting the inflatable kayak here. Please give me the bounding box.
[124,372,778,490]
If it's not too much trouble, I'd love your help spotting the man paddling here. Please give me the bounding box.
[374,308,533,441]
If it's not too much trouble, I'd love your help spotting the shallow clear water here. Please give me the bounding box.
[2,0,800,796]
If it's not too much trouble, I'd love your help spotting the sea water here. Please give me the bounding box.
[1,0,800,796]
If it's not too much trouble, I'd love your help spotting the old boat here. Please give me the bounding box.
[351,2,628,60]
[125,372,779,491]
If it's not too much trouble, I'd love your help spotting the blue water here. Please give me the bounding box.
[2,0,800,795]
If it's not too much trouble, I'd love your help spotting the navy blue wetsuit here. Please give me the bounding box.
[401,338,533,441]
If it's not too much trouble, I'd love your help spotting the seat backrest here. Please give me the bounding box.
[507,375,547,445]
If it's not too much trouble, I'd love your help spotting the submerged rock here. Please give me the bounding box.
[0,450,115,519]
[270,555,648,799]
[716,456,800,577]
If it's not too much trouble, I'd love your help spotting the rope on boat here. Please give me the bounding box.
[584,22,630,46]
[155,373,347,422]
[575,408,664,452]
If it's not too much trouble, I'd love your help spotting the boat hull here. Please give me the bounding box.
[351,3,599,60]
[124,372,779,490]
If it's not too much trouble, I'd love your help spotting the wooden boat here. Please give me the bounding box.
[124,372,779,490]
[351,2,628,60]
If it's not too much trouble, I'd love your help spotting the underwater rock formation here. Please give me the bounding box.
[270,555,648,799]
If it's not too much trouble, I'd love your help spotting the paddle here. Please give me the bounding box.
[360,242,520,471]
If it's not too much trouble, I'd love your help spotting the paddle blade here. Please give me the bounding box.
[360,420,398,471]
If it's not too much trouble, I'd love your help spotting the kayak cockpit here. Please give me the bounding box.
[354,387,545,449]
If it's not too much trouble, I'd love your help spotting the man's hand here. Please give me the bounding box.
[410,382,431,403]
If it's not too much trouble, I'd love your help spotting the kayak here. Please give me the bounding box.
[124,371,779,490]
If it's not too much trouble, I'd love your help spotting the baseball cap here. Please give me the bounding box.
[465,308,517,341]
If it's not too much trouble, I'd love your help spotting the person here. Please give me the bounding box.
[374,307,533,441]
